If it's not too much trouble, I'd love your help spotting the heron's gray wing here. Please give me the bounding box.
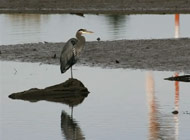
[60,38,78,73]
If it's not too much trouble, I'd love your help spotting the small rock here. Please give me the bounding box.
[70,13,84,17]
[146,47,150,49]
[52,54,57,59]
[115,60,120,63]
[172,110,178,114]
[0,50,1,54]
[97,37,100,41]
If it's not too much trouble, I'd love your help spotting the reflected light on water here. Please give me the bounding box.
[146,72,159,140]
[174,73,180,111]
[1,14,190,45]
[174,72,179,140]
[1,14,44,44]
[146,72,179,140]
[174,14,180,139]
[105,15,128,40]
[1,61,190,140]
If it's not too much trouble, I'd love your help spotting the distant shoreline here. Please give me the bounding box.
[0,0,190,14]
[1,8,190,14]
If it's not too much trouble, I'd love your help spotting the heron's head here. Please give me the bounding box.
[77,29,93,34]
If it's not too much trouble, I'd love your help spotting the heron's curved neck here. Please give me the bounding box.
[76,33,85,46]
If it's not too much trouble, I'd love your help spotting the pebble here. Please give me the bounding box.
[172,110,179,114]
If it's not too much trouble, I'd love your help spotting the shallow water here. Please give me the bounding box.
[1,61,190,140]
[0,14,190,45]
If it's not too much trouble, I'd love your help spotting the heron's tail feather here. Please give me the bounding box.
[60,55,77,74]
[60,64,70,74]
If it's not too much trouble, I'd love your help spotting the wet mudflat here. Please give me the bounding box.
[1,38,190,73]
[1,61,190,140]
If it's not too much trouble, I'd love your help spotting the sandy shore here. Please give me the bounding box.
[0,0,190,14]
[0,38,190,73]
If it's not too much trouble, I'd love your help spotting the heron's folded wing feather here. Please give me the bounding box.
[60,38,78,73]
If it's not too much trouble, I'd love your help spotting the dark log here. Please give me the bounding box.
[9,78,90,107]
[164,75,190,82]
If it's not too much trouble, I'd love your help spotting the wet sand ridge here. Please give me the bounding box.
[0,38,190,73]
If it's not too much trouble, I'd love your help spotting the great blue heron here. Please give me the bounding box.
[60,29,93,78]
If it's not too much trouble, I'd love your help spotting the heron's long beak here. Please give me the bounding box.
[84,30,94,34]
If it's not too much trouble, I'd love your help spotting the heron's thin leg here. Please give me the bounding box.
[71,106,73,118]
[71,66,73,78]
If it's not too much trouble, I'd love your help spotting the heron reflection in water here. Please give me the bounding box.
[61,111,85,140]
[60,29,93,78]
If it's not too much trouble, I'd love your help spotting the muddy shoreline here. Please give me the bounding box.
[0,38,190,73]
[1,8,190,15]
[1,0,190,14]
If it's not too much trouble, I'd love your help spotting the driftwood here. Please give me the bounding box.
[164,75,190,82]
[9,78,90,107]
